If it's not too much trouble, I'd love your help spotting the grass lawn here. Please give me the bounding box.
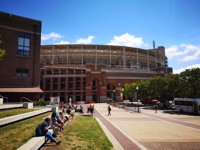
[43,115,114,150]
[0,108,42,119]
[0,112,51,150]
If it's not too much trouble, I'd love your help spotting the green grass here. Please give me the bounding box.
[0,113,114,150]
[0,112,51,150]
[52,115,114,150]
[0,108,42,119]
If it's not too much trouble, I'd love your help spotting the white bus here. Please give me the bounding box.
[173,98,200,114]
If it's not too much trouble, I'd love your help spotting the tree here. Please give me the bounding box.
[123,67,200,102]
[180,68,200,98]
[0,35,6,60]
[136,80,150,100]
[0,49,6,60]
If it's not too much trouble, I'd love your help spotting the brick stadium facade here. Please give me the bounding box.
[40,44,172,103]
[0,12,42,101]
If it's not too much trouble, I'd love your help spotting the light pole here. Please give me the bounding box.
[121,88,124,108]
[113,89,115,106]
[138,99,140,113]
[136,86,139,113]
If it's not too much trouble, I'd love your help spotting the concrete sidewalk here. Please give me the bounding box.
[93,103,200,150]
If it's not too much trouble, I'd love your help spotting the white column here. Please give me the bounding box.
[147,51,149,68]
[123,47,126,68]
[95,46,97,70]
[67,45,68,65]
[110,46,111,67]
[137,49,139,66]
[52,45,55,65]
[82,45,84,66]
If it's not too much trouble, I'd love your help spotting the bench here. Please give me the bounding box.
[17,129,53,150]
[17,113,70,150]
[17,110,71,150]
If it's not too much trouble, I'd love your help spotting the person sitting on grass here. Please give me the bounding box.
[70,107,75,119]
[88,105,95,115]
[56,112,64,131]
[66,106,71,115]
[79,105,83,113]
[59,111,67,124]
[35,117,61,145]
[50,112,61,136]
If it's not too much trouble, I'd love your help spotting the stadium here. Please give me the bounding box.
[40,44,172,104]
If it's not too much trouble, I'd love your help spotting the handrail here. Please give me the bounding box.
[21,97,32,103]
[0,95,8,103]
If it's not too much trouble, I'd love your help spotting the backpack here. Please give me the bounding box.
[35,124,42,136]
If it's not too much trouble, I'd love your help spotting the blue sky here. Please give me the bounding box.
[1,0,200,74]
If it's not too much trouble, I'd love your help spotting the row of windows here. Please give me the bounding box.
[45,92,86,101]
[45,77,86,91]
[16,68,29,77]
[175,101,194,106]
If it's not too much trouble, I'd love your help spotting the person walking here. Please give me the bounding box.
[108,105,111,116]
[154,103,158,113]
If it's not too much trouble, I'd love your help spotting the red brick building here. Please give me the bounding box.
[40,44,172,103]
[0,12,42,101]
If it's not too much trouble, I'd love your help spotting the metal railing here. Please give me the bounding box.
[114,101,141,113]
[21,97,32,103]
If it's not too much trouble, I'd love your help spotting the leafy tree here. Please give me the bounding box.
[136,80,150,99]
[0,35,6,60]
[0,49,6,60]
[179,68,200,98]
[123,67,200,102]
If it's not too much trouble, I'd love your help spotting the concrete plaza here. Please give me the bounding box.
[93,103,200,150]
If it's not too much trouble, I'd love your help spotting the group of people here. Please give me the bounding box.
[87,104,95,115]
[35,103,97,145]
[35,110,71,145]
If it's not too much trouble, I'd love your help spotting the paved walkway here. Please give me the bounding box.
[2,103,200,150]
[91,103,200,150]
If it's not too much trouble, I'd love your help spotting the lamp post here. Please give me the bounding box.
[138,99,140,113]
[136,86,139,113]
[121,88,124,108]
[113,89,115,107]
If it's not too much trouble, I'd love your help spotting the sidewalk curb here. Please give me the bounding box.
[96,117,124,150]
[98,111,148,150]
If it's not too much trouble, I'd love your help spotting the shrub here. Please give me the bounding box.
[33,99,47,106]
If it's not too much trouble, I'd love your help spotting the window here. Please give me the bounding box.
[17,32,31,56]
[68,77,73,90]
[16,69,29,77]
[61,78,65,91]
[46,78,50,91]
[53,78,58,90]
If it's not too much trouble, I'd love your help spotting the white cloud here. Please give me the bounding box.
[54,40,70,45]
[41,32,63,41]
[165,45,179,60]
[173,64,200,74]
[75,36,94,44]
[107,33,147,47]
[166,44,200,61]
[178,44,200,62]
